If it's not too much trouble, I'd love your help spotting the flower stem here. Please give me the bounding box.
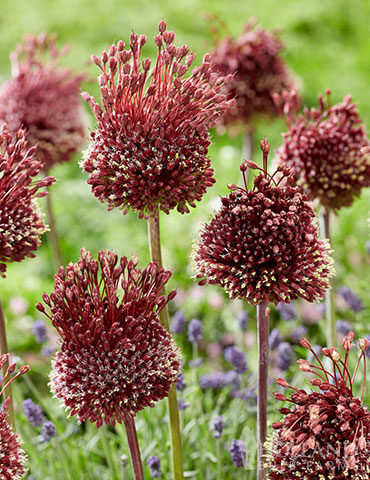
[257,301,269,480]
[0,298,14,427]
[123,415,144,480]
[323,210,335,347]
[216,438,222,480]
[45,187,63,268]
[242,127,253,186]
[147,211,184,480]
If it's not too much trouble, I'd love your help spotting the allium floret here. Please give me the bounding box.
[0,124,55,276]
[193,141,334,305]
[211,19,295,131]
[37,249,181,427]
[268,332,370,479]
[82,21,232,218]
[276,89,370,211]
[0,33,85,171]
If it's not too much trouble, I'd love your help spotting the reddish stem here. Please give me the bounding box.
[0,299,13,426]
[123,415,144,480]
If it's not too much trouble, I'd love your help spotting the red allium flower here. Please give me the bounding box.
[82,20,232,219]
[0,355,29,479]
[211,19,295,131]
[0,33,85,172]
[276,90,370,211]
[0,124,55,277]
[193,140,334,305]
[268,333,370,479]
[37,249,181,428]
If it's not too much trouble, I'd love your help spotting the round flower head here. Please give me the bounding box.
[193,140,334,305]
[0,124,55,277]
[211,19,295,131]
[276,89,370,211]
[0,33,85,172]
[37,249,181,427]
[82,20,232,219]
[268,333,370,479]
[0,355,29,479]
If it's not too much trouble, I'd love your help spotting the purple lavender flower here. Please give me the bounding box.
[41,420,57,442]
[188,358,203,368]
[187,319,203,344]
[176,373,186,392]
[171,310,187,334]
[336,319,353,336]
[224,347,248,374]
[41,345,55,356]
[230,439,247,468]
[277,302,297,321]
[366,335,370,359]
[23,398,44,427]
[230,387,257,404]
[237,311,249,330]
[177,399,190,411]
[291,326,308,344]
[211,416,225,439]
[269,328,283,350]
[338,286,364,313]
[147,456,162,478]
[199,371,240,390]
[276,342,294,371]
[366,241,370,255]
[32,320,48,344]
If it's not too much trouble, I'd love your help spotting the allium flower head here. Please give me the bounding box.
[82,21,232,218]
[0,124,55,277]
[37,249,181,427]
[211,19,295,131]
[0,33,85,172]
[193,141,334,305]
[268,333,370,479]
[276,90,370,211]
[0,355,29,479]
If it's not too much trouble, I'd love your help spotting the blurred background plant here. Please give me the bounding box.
[0,0,370,478]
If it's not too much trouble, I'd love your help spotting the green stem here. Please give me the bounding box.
[257,301,269,480]
[147,211,184,480]
[46,187,63,269]
[0,298,14,427]
[123,415,144,480]
[216,438,222,480]
[323,210,336,347]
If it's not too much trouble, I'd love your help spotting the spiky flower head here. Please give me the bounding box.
[82,20,232,219]
[37,248,180,427]
[268,333,370,479]
[211,19,295,131]
[0,124,55,277]
[0,33,85,172]
[193,140,334,305]
[0,354,29,479]
[276,89,370,211]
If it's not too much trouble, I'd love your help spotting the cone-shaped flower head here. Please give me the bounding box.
[0,33,85,172]
[0,124,55,277]
[276,90,370,211]
[193,140,334,305]
[268,333,370,478]
[0,355,29,479]
[211,19,295,131]
[82,20,232,219]
[37,249,181,427]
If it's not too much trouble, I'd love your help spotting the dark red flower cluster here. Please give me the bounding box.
[276,90,370,211]
[0,33,85,172]
[82,21,232,218]
[269,333,370,479]
[193,141,333,305]
[0,354,29,479]
[0,125,55,277]
[37,249,180,428]
[211,19,295,130]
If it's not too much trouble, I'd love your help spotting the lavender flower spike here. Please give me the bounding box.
[230,439,247,468]
[41,421,57,443]
[224,346,248,374]
[211,416,225,439]
[147,456,162,478]
[23,399,44,427]
[187,319,203,344]
[338,287,364,313]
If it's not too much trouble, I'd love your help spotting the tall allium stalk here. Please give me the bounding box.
[0,33,86,267]
[276,89,370,346]
[82,20,232,479]
[193,140,334,479]
[37,249,181,480]
[0,125,54,421]
[268,333,370,478]
[0,355,29,479]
